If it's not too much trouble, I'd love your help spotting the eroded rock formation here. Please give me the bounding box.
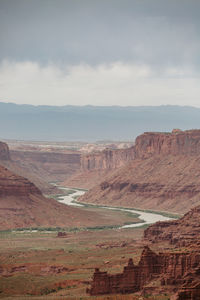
[87,246,200,297]
[81,147,135,171]
[80,129,200,213]
[144,204,200,247]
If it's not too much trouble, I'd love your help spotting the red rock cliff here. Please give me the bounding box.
[134,129,200,158]
[63,147,135,189]
[81,147,135,171]
[80,129,200,213]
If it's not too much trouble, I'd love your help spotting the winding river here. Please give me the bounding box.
[57,187,174,228]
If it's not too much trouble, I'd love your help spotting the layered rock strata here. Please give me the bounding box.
[0,165,116,230]
[81,147,135,171]
[10,150,81,182]
[87,246,200,297]
[63,147,135,189]
[80,129,200,213]
[134,129,200,158]
[144,204,200,246]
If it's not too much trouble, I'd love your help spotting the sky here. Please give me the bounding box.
[0,0,200,107]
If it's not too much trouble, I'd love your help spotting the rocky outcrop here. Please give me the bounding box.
[0,164,41,197]
[144,205,200,247]
[134,129,200,159]
[80,130,200,213]
[0,141,10,160]
[87,246,200,296]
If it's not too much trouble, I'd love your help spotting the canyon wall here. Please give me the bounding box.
[80,129,200,213]
[63,147,135,189]
[134,129,200,158]
[81,147,135,171]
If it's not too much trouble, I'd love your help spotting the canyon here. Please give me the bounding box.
[80,129,200,213]
[1,129,200,298]
[0,164,110,230]
[0,142,133,230]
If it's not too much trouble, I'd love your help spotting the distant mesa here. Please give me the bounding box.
[172,128,182,134]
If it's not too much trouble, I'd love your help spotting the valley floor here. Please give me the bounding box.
[0,226,173,299]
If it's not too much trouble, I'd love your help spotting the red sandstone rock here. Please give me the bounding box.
[144,205,200,246]
[63,147,135,189]
[0,164,118,230]
[88,246,200,297]
[81,147,135,171]
[134,129,200,158]
[80,129,200,213]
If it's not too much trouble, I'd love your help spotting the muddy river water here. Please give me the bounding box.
[57,187,174,228]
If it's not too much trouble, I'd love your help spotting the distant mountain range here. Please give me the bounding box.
[0,102,200,141]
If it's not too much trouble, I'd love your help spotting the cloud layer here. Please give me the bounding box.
[1,0,200,106]
[0,60,200,107]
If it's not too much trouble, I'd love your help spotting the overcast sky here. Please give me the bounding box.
[0,0,200,107]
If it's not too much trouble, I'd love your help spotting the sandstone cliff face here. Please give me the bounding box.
[81,147,135,171]
[0,141,10,160]
[134,129,200,158]
[80,130,200,213]
[88,245,200,297]
[63,147,135,189]
[143,204,200,299]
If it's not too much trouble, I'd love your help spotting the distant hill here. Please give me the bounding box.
[1,102,200,141]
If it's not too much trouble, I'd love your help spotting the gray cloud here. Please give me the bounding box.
[1,0,200,68]
[0,61,200,107]
[0,0,200,107]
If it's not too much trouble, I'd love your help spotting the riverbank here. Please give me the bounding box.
[56,186,177,229]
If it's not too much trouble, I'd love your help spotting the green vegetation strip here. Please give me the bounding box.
[73,200,181,219]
